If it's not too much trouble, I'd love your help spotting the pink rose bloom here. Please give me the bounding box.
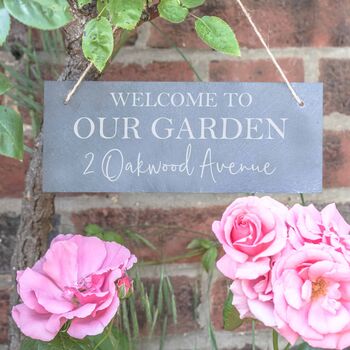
[230,271,276,327]
[213,196,288,280]
[272,244,350,349]
[12,234,137,341]
[288,203,350,260]
[117,274,133,299]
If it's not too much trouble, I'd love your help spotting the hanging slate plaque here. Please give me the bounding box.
[43,81,323,193]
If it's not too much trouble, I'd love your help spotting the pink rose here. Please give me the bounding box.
[12,234,137,341]
[230,271,276,327]
[288,203,350,260]
[117,274,133,299]
[213,196,288,280]
[272,244,350,349]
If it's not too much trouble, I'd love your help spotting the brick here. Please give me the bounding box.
[320,59,350,115]
[0,154,29,198]
[102,61,196,82]
[323,131,350,188]
[210,58,304,82]
[0,289,9,344]
[71,206,224,262]
[148,0,350,49]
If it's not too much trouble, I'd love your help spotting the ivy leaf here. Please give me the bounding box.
[109,0,144,30]
[181,0,205,8]
[195,16,240,56]
[201,246,217,273]
[0,106,23,161]
[82,17,114,72]
[159,0,189,24]
[0,0,10,46]
[4,0,72,30]
[223,291,243,331]
[0,72,11,95]
[77,0,91,8]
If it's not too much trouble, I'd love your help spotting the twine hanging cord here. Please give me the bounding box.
[236,0,304,107]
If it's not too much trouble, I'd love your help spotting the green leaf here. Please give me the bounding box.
[0,0,10,46]
[0,106,23,161]
[195,16,240,56]
[181,0,205,8]
[84,223,104,236]
[0,72,11,95]
[187,238,214,250]
[223,291,243,331]
[109,0,144,30]
[21,333,94,350]
[103,230,125,244]
[78,0,91,8]
[159,0,189,24]
[20,338,38,350]
[82,17,114,72]
[97,0,109,17]
[201,246,217,273]
[4,0,72,30]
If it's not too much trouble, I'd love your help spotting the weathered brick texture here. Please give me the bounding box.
[71,207,223,262]
[103,61,196,82]
[0,289,9,344]
[210,58,304,82]
[148,0,350,49]
[320,59,350,115]
[323,131,350,188]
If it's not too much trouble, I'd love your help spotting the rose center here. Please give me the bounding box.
[311,278,328,300]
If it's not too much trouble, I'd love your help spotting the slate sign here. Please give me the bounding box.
[43,81,323,193]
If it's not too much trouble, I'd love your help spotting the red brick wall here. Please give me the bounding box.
[1,1,350,348]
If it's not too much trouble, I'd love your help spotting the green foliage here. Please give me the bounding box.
[1,30,63,159]
[223,290,244,331]
[201,246,218,273]
[187,238,218,273]
[97,0,109,17]
[208,322,218,350]
[0,72,11,95]
[3,0,72,30]
[195,16,241,56]
[82,17,114,72]
[181,0,205,8]
[84,224,124,244]
[0,106,23,161]
[187,238,214,250]
[20,333,94,350]
[109,0,144,30]
[0,0,10,46]
[84,223,157,250]
[78,0,92,8]
[159,0,189,24]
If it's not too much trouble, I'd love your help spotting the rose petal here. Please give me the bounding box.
[12,304,60,341]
